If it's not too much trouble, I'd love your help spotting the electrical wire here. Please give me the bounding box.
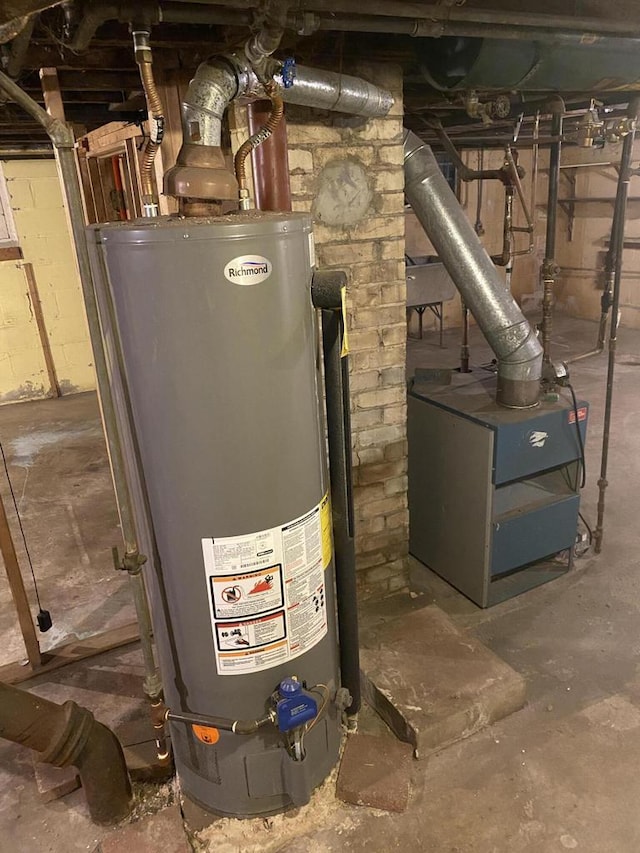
[0,440,42,609]
[565,382,594,549]
[579,511,594,545]
[567,382,587,489]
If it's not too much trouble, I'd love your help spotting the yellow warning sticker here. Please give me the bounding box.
[320,492,333,569]
[340,286,350,357]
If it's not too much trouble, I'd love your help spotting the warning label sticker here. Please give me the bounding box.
[210,565,284,619]
[202,494,332,675]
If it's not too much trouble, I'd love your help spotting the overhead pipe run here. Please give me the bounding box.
[0,681,131,825]
[403,129,543,408]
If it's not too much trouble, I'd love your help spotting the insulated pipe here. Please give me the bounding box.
[404,129,542,408]
[0,682,131,825]
[594,99,640,554]
[0,68,163,706]
[321,303,361,720]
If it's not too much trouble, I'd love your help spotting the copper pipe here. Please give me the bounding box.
[247,98,292,211]
[133,30,164,217]
[234,79,284,210]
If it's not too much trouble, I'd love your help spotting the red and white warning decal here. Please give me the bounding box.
[202,494,332,675]
[568,406,588,424]
[210,565,284,620]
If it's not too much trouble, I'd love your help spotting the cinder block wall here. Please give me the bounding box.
[0,160,95,402]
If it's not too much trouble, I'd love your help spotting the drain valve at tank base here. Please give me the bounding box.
[162,676,349,762]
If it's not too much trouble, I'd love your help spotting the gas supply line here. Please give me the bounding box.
[132,25,165,217]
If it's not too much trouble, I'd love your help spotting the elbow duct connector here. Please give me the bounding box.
[403,129,542,408]
[164,54,394,203]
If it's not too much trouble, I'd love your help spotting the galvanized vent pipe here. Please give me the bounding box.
[403,129,543,408]
[165,55,393,204]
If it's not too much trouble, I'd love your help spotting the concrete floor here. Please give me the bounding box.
[0,392,133,666]
[1,313,640,851]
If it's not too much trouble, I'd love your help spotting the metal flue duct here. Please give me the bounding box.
[403,129,542,408]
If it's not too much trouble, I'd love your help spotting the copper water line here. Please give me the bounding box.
[234,79,284,210]
[247,98,292,211]
[133,28,164,217]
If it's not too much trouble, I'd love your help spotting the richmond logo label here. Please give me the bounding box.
[224,255,272,285]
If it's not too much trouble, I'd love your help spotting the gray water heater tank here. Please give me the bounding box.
[86,212,341,817]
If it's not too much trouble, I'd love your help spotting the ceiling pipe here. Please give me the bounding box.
[294,2,640,38]
[0,681,131,825]
[403,128,543,408]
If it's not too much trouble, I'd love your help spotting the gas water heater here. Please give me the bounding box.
[87,212,342,817]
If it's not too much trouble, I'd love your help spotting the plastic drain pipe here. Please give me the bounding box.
[0,681,131,825]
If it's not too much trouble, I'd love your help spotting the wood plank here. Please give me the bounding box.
[0,622,139,685]
[39,67,66,122]
[0,492,41,669]
[23,262,61,398]
[0,246,22,261]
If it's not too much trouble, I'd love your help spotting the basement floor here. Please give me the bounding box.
[1,312,640,852]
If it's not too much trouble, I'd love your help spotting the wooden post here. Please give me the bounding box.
[24,262,61,398]
[39,67,66,121]
[0,490,41,668]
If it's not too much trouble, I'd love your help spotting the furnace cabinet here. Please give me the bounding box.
[408,373,588,607]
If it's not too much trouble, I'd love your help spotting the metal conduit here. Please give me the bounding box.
[403,129,543,408]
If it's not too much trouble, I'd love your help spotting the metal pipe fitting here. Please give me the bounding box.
[133,27,164,217]
[165,706,274,735]
[403,129,542,408]
[166,54,393,205]
[0,682,131,825]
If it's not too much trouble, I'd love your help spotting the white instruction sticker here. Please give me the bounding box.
[202,494,332,675]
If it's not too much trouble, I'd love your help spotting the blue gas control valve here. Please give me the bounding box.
[281,57,296,89]
[276,677,318,732]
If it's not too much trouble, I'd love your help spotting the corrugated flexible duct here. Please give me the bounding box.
[403,129,542,408]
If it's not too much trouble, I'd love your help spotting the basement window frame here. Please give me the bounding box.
[0,163,22,261]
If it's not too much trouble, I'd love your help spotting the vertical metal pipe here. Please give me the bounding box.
[0,70,162,705]
[594,101,639,553]
[247,99,292,211]
[540,106,563,367]
[459,299,471,373]
[321,307,360,720]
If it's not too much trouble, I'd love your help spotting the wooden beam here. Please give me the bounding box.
[0,491,41,669]
[23,263,61,398]
[40,67,66,122]
[0,622,139,685]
